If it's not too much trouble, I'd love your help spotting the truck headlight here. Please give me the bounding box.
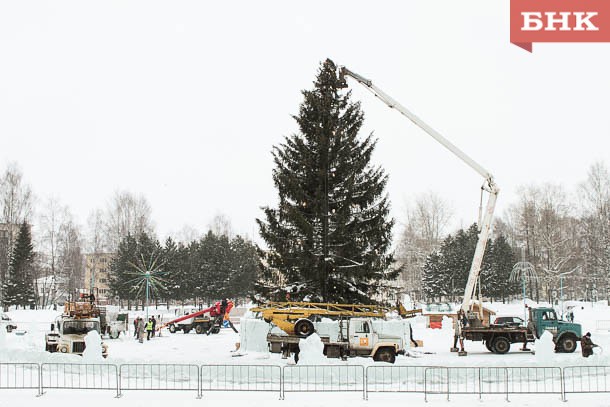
[59,345,68,353]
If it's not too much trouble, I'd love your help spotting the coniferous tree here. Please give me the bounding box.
[482,235,519,302]
[2,221,36,308]
[228,236,258,299]
[422,250,445,302]
[257,59,397,303]
[422,224,518,302]
[108,234,138,304]
[108,233,164,308]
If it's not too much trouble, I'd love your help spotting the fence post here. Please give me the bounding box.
[197,365,202,399]
[37,363,43,397]
[560,367,566,402]
[446,367,450,401]
[114,364,120,398]
[280,366,285,400]
[478,367,482,400]
[504,367,509,402]
[364,366,368,401]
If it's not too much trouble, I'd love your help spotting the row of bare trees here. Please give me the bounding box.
[398,161,610,304]
[0,163,156,308]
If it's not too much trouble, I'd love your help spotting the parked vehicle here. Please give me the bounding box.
[461,307,582,354]
[161,299,238,335]
[45,301,108,357]
[492,316,525,328]
[267,317,412,364]
[1,313,17,333]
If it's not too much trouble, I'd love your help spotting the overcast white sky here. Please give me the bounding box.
[1,1,609,246]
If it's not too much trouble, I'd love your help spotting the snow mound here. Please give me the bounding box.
[535,330,555,363]
[82,330,104,362]
[442,315,453,331]
[239,318,270,353]
[298,333,325,365]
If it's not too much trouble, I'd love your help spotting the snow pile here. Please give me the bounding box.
[82,330,104,362]
[442,315,453,331]
[298,333,325,365]
[534,330,555,363]
[239,317,270,353]
[315,319,341,342]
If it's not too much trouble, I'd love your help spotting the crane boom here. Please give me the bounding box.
[338,66,500,315]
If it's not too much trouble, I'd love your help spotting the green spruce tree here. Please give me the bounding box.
[2,221,36,309]
[257,59,397,303]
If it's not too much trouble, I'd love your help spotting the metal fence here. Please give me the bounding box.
[200,365,281,398]
[282,365,365,399]
[0,362,609,401]
[41,363,119,397]
[365,365,427,397]
[506,367,563,398]
[118,364,199,397]
[0,363,39,393]
[564,366,610,397]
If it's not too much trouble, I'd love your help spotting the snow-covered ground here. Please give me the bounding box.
[1,300,609,407]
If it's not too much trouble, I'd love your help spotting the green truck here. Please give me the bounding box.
[461,307,582,354]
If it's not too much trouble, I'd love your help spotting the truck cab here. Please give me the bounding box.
[344,318,407,363]
[528,307,581,353]
[45,311,108,357]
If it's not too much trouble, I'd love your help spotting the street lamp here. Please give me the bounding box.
[126,254,167,321]
[510,247,538,322]
[558,266,580,320]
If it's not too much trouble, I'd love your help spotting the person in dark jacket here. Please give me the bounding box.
[151,316,157,338]
[581,332,597,357]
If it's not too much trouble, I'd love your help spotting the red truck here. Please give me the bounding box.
[160,299,238,335]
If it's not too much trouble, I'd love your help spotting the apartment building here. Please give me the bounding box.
[83,253,114,304]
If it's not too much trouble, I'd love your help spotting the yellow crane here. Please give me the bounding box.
[251,301,421,337]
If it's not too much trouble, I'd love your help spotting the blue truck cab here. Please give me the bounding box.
[528,307,582,353]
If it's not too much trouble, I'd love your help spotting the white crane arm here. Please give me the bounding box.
[338,66,500,314]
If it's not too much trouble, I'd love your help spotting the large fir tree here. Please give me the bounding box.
[257,59,397,303]
[2,221,36,309]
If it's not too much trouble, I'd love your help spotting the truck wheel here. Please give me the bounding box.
[492,337,511,354]
[6,325,12,333]
[168,324,176,334]
[374,347,396,363]
[195,324,205,334]
[558,335,577,353]
[485,340,493,352]
[294,319,315,338]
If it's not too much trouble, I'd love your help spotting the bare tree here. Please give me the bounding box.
[37,198,84,307]
[504,184,581,302]
[0,163,34,304]
[396,191,453,301]
[104,190,155,251]
[0,163,33,225]
[578,161,610,302]
[37,197,69,307]
[208,212,232,238]
[57,218,84,298]
[174,225,201,243]
[86,209,108,253]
